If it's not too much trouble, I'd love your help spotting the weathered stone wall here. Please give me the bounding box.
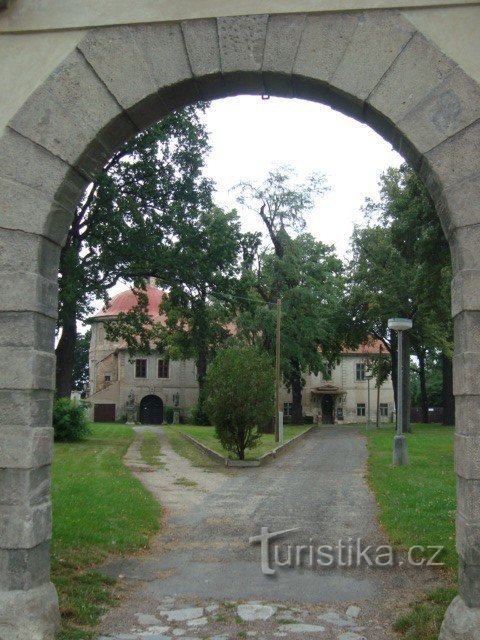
[0,6,480,638]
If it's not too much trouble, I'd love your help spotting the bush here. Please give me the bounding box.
[190,402,211,426]
[205,345,274,460]
[164,406,174,424]
[53,397,91,442]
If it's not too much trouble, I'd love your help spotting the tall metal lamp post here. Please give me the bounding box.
[365,372,373,430]
[388,317,413,466]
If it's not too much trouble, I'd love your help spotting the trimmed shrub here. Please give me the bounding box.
[53,397,91,442]
[164,406,174,424]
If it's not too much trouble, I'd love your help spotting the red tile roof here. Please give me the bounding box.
[93,286,165,322]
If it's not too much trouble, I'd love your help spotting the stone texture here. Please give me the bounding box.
[0,272,58,317]
[262,13,305,97]
[459,560,480,608]
[398,68,480,155]
[0,502,51,549]
[0,347,55,391]
[346,605,361,618]
[368,31,456,125]
[10,48,136,180]
[455,395,480,436]
[457,515,480,565]
[237,603,276,621]
[0,465,50,507]
[182,18,221,78]
[0,426,53,469]
[455,434,480,480]
[0,581,59,640]
[0,312,55,351]
[454,312,480,354]
[293,12,358,84]
[449,225,480,273]
[218,15,268,74]
[160,607,204,622]
[0,229,60,282]
[451,270,480,318]
[277,623,326,632]
[0,389,53,428]
[0,542,51,590]
[331,11,414,102]
[439,595,480,639]
[318,611,355,627]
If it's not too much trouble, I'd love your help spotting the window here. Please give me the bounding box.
[380,403,389,417]
[157,359,169,378]
[357,403,366,417]
[355,362,366,381]
[284,402,292,417]
[135,358,147,378]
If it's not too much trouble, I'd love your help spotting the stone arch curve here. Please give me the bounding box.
[1,11,479,639]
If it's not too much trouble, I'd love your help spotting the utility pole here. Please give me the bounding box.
[376,344,383,428]
[275,298,282,443]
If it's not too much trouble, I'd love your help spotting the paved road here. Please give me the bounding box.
[98,426,437,639]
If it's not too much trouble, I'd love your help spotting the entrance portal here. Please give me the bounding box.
[321,395,334,424]
[139,395,164,425]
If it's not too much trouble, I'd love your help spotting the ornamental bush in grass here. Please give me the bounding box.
[205,345,275,460]
[53,397,91,442]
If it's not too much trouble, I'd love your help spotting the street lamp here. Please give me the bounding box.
[365,372,373,430]
[388,317,413,466]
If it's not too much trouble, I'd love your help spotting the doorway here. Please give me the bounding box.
[321,395,334,424]
[139,395,164,424]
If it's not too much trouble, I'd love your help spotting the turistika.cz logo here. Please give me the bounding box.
[248,527,445,576]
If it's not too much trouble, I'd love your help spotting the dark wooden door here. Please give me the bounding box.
[139,395,163,424]
[93,403,116,422]
[321,395,334,424]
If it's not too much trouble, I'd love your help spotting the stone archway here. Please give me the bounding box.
[1,11,479,639]
[139,395,164,425]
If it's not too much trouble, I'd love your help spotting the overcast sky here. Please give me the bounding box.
[203,95,402,259]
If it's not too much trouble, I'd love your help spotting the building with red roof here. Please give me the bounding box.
[86,284,394,425]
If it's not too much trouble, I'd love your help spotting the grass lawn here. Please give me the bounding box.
[366,423,457,640]
[169,424,310,460]
[52,423,161,640]
[140,429,165,467]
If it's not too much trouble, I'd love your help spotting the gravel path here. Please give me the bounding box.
[96,426,439,639]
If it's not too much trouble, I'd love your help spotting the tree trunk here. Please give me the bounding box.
[402,331,411,433]
[418,350,429,424]
[55,301,77,398]
[442,354,455,425]
[290,358,303,424]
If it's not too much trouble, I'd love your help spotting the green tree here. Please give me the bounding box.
[345,164,452,426]
[235,168,342,423]
[104,207,254,421]
[205,345,275,460]
[72,330,91,393]
[56,104,211,397]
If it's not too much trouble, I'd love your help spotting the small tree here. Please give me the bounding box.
[205,346,275,460]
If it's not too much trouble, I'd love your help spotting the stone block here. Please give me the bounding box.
[263,14,306,76]
[0,272,58,318]
[0,581,59,640]
[458,478,480,524]
[9,48,134,180]
[218,15,268,74]
[331,11,414,102]
[440,595,480,638]
[0,127,86,212]
[435,178,480,237]
[457,515,480,565]
[449,225,480,273]
[0,177,74,246]
[451,270,480,318]
[0,503,51,549]
[455,396,480,436]
[0,542,50,590]
[455,434,480,480]
[0,313,55,351]
[454,312,480,354]
[459,561,480,609]
[0,427,53,469]
[398,68,480,155]
[0,466,51,507]
[0,229,60,282]
[0,348,55,392]
[423,119,480,194]
[182,18,221,78]
[368,32,456,125]
[293,12,358,85]
[0,390,53,429]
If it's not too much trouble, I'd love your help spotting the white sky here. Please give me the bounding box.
[90,96,403,321]
[203,96,403,259]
